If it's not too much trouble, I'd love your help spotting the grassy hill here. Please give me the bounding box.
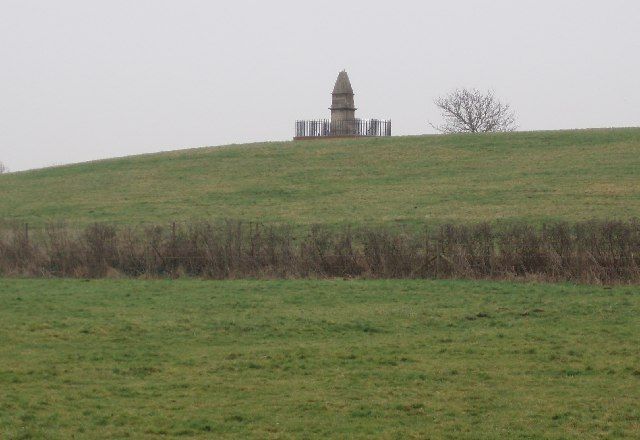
[2,128,640,227]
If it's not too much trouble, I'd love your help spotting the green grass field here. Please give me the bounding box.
[2,128,640,227]
[1,279,639,439]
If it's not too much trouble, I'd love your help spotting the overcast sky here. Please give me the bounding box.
[1,0,639,171]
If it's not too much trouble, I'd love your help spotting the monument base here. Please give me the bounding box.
[293,135,362,141]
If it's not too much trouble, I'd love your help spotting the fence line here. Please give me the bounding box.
[295,119,391,138]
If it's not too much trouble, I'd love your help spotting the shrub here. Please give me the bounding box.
[1,220,639,284]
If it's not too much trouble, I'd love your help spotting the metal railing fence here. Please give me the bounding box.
[295,119,391,138]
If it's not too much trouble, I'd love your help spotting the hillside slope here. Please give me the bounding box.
[1,128,639,226]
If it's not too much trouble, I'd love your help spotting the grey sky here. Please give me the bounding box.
[1,0,639,171]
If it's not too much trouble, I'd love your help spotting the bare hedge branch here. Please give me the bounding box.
[1,219,639,284]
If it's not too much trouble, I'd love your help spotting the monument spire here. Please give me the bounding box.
[332,70,354,95]
[330,70,356,134]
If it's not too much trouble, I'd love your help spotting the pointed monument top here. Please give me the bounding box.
[332,70,354,95]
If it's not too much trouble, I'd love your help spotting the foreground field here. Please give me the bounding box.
[1,128,640,226]
[1,280,638,439]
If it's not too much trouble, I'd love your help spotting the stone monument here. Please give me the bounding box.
[330,70,357,135]
[294,71,391,139]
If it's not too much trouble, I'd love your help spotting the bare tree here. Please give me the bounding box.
[431,88,517,134]
[0,162,7,174]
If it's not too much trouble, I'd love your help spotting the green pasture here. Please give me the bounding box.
[1,128,640,227]
[1,279,638,439]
